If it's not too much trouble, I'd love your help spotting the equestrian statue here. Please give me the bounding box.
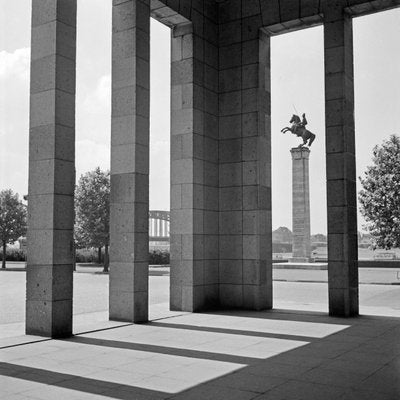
[281,113,316,148]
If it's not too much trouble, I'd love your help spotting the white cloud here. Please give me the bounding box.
[75,139,110,181]
[0,47,30,134]
[150,139,169,155]
[76,74,111,146]
[82,74,111,114]
[0,47,30,81]
[0,48,30,194]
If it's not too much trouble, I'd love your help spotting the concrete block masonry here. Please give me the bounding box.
[27,0,400,336]
[290,147,311,263]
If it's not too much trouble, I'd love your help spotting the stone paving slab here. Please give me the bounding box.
[0,305,186,349]
[0,310,399,399]
[2,271,400,347]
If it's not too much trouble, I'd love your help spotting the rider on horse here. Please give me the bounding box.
[281,113,316,147]
[292,113,307,137]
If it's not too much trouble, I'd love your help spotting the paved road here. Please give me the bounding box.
[5,261,400,284]
[1,269,400,326]
[274,267,400,285]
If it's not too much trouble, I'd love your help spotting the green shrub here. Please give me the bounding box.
[75,248,98,263]
[1,247,171,264]
[0,248,26,261]
[149,250,170,265]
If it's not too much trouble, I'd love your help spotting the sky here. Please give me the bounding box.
[271,10,400,233]
[1,1,399,234]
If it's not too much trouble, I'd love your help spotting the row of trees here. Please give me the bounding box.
[75,168,110,271]
[1,134,400,268]
[0,190,27,268]
[0,167,110,270]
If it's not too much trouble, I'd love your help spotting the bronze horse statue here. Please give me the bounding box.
[281,114,316,148]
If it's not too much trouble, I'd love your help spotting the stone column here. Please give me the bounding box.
[170,15,220,311]
[324,9,358,316]
[217,22,272,310]
[109,0,150,322]
[26,0,77,337]
[290,147,311,262]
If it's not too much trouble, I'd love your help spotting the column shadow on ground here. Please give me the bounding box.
[1,310,399,399]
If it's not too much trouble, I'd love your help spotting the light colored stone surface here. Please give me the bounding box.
[26,0,77,338]
[4,269,400,347]
[109,0,151,323]
[215,21,272,311]
[324,11,358,317]
[169,3,220,312]
[26,0,400,330]
[2,309,400,399]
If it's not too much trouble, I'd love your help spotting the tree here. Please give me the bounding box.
[272,227,292,243]
[0,190,27,268]
[311,233,327,243]
[359,134,400,250]
[75,168,110,272]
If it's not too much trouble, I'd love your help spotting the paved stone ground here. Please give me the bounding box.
[0,271,170,325]
[1,268,400,326]
[1,267,400,349]
[1,310,399,399]
[1,269,400,399]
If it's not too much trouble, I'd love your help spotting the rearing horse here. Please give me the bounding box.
[281,114,316,148]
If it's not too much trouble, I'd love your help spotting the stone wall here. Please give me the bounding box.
[27,0,400,336]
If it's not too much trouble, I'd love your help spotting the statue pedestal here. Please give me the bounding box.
[290,147,311,262]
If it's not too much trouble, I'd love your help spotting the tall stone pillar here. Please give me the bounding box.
[216,24,272,310]
[109,0,150,322]
[26,0,77,337]
[324,10,358,316]
[169,10,220,312]
[290,147,311,262]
